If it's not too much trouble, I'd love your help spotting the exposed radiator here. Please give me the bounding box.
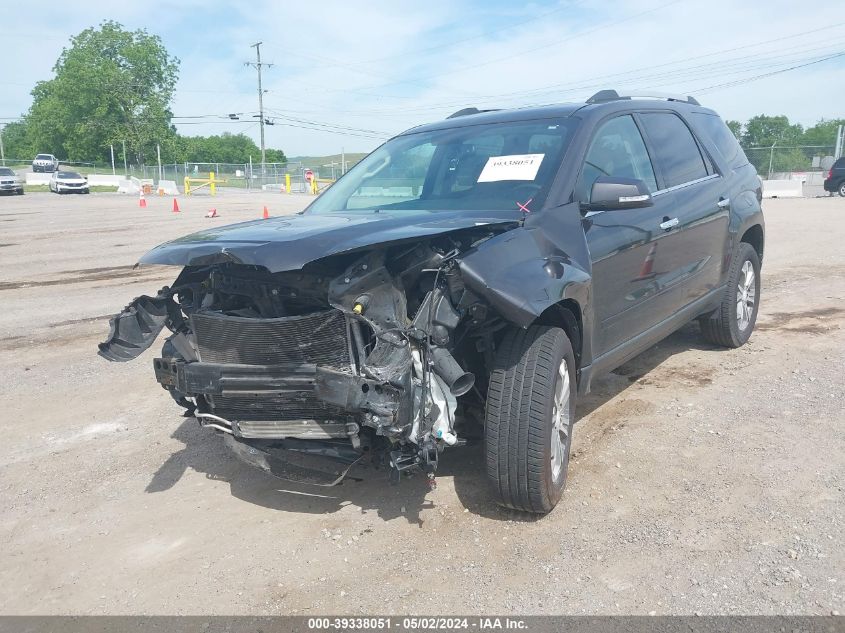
[191,309,353,371]
[191,310,355,426]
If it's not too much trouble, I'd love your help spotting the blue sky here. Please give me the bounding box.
[1,0,843,156]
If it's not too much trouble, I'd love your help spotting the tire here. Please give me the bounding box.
[700,242,761,348]
[485,325,576,513]
[838,181,845,197]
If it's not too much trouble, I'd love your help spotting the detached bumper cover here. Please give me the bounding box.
[224,435,364,486]
[98,293,182,362]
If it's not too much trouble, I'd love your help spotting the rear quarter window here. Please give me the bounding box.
[690,113,750,170]
[638,112,709,188]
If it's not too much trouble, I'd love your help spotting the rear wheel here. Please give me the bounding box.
[700,242,761,348]
[485,325,576,513]
[838,181,845,197]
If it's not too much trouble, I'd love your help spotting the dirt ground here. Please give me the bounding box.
[0,190,843,616]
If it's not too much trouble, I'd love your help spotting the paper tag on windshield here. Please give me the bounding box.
[477,154,544,182]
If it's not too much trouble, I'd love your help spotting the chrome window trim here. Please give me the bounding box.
[652,173,720,197]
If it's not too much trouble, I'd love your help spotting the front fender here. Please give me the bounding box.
[457,201,593,334]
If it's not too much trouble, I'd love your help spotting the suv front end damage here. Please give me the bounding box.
[100,226,517,485]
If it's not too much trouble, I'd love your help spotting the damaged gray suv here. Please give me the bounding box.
[100,90,764,513]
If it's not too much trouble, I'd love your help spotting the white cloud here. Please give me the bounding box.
[2,0,844,156]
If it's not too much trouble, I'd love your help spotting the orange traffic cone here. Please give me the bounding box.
[263,206,270,219]
[139,191,147,208]
[205,208,218,218]
[172,198,180,213]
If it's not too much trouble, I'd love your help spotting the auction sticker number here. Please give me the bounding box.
[477,154,544,182]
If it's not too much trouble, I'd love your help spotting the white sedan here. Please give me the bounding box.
[50,171,90,194]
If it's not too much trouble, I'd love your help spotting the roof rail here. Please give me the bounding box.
[446,107,501,119]
[586,89,700,106]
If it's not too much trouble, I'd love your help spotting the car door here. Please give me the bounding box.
[576,114,684,355]
[636,111,729,308]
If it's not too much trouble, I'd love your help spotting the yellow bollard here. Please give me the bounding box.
[209,172,216,196]
[184,176,190,196]
[311,178,318,195]
[285,173,291,194]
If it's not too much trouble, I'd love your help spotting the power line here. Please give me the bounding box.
[693,51,845,93]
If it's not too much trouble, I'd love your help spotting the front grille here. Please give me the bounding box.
[191,310,354,424]
[191,309,352,371]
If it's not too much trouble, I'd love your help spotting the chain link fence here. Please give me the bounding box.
[744,145,838,182]
[125,162,314,193]
[1,156,331,194]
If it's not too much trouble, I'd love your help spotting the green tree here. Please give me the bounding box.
[265,148,287,163]
[741,115,805,174]
[802,118,845,149]
[0,121,36,159]
[25,21,179,165]
[170,132,286,164]
[741,115,804,148]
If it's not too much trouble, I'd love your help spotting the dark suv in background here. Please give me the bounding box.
[824,157,845,196]
[101,89,764,513]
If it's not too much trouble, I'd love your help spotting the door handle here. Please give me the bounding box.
[717,197,731,209]
[659,217,679,230]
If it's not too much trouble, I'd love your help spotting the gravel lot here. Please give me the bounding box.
[0,191,843,615]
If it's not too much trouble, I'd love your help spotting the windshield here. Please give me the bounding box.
[35,154,52,160]
[0,168,14,176]
[58,172,82,179]
[307,118,577,214]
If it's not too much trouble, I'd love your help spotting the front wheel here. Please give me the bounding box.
[700,242,761,347]
[485,325,576,513]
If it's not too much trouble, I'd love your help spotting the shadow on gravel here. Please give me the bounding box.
[145,419,434,526]
[450,321,727,521]
[145,322,725,524]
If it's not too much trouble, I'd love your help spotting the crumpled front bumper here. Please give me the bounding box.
[153,358,405,438]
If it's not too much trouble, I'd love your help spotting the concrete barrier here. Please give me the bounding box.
[762,179,803,198]
[156,179,179,195]
[28,172,127,188]
[87,174,124,187]
[117,178,138,194]
[26,173,52,185]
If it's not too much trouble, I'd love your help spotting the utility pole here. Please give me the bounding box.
[767,142,776,180]
[122,140,127,175]
[0,124,5,166]
[246,42,272,174]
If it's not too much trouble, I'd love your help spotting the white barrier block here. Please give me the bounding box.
[117,178,139,194]
[26,173,52,185]
[156,179,179,195]
[762,179,803,198]
[87,174,124,187]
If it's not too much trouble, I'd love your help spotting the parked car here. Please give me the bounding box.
[99,90,764,513]
[32,154,59,173]
[49,171,89,194]
[0,167,24,195]
[823,157,845,196]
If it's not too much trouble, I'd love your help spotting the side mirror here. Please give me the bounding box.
[585,176,653,211]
